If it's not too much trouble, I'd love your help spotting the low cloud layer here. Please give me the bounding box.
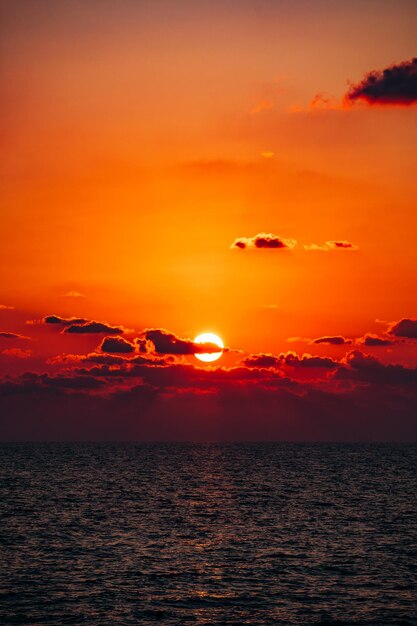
[346,58,417,106]
[1,346,416,441]
[1,311,417,441]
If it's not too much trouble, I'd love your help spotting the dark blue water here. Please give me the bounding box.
[1,444,416,625]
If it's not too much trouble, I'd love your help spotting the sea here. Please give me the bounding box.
[1,443,416,625]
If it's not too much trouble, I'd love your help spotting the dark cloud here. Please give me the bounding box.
[231,233,297,250]
[360,334,394,347]
[43,315,124,335]
[389,318,417,339]
[80,353,127,365]
[243,351,339,370]
[0,332,29,340]
[242,353,281,368]
[281,352,339,369]
[144,329,223,355]
[0,372,104,396]
[44,315,88,325]
[100,336,135,354]
[64,322,124,335]
[313,336,351,346]
[49,351,167,367]
[337,350,417,385]
[346,58,417,106]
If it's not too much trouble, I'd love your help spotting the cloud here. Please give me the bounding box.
[346,58,417,106]
[286,336,310,343]
[231,233,297,250]
[1,348,417,441]
[359,334,394,347]
[250,100,274,115]
[337,350,417,385]
[280,352,339,369]
[304,240,358,251]
[44,315,89,325]
[144,328,223,355]
[0,332,30,340]
[64,322,124,335]
[0,305,14,310]
[0,372,105,395]
[1,348,32,359]
[313,336,351,346]
[49,351,166,367]
[242,353,281,369]
[100,336,135,354]
[243,351,339,370]
[43,314,125,335]
[308,93,344,111]
[63,291,85,298]
[389,318,417,339]
[49,352,127,366]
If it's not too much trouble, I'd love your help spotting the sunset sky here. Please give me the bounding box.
[1,0,416,440]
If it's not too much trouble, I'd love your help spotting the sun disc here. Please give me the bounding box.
[194,332,224,362]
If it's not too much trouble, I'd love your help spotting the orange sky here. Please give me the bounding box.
[0,1,416,440]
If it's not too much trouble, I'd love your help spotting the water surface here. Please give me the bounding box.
[1,443,416,625]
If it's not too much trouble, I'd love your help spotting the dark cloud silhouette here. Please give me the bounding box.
[231,233,296,250]
[145,329,223,355]
[100,336,135,354]
[80,353,127,365]
[281,352,339,369]
[337,350,417,385]
[346,58,417,105]
[360,334,394,347]
[313,336,351,345]
[0,332,29,340]
[44,315,88,325]
[43,315,124,335]
[242,353,281,368]
[389,318,417,339]
[64,322,124,335]
[0,372,104,395]
[243,351,339,370]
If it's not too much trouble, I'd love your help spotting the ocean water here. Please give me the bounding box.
[1,443,416,625]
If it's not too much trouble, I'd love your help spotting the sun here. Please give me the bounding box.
[194,332,224,363]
